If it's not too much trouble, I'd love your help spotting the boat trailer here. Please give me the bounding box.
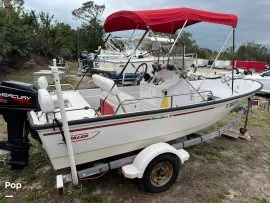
[56,103,251,193]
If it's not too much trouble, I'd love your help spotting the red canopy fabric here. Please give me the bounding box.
[104,8,238,34]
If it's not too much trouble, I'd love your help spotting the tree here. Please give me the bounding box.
[1,0,24,11]
[179,31,198,53]
[34,12,76,57]
[169,31,199,56]
[72,1,105,53]
[0,1,77,70]
[0,2,34,64]
[236,42,270,64]
[72,1,105,23]
[197,48,213,59]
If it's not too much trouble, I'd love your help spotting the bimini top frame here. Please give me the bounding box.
[78,7,238,93]
[103,7,238,96]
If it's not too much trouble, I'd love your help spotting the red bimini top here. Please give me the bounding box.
[104,7,238,34]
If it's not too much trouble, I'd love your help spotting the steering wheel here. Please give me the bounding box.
[134,63,148,85]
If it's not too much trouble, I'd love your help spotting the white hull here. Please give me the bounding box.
[30,69,262,170]
[96,57,197,74]
[37,97,242,169]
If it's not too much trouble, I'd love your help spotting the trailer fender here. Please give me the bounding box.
[122,142,189,179]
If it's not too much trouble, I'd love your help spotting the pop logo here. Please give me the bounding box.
[5,182,22,190]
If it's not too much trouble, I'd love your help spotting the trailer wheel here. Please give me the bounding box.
[142,153,180,193]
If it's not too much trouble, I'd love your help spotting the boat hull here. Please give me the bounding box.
[36,97,244,170]
[97,57,197,74]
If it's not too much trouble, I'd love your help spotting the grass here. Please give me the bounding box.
[65,184,104,202]
[0,194,7,203]
[201,139,233,164]
[254,197,270,203]
[24,189,42,201]
[85,195,103,203]
[207,197,221,203]
[0,60,79,85]
[0,68,37,83]
[0,166,12,176]
[264,148,270,165]
[246,108,270,128]
[206,187,231,203]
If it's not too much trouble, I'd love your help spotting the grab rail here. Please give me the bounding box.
[114,90,214,114]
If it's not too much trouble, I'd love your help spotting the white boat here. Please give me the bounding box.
[29,74,261,170]
[224,69,270,93]
[0,7,262,192]
[244,70,270,93]
[89,35,197,82]
[28,7,262,169]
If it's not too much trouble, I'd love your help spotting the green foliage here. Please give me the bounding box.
[0,5,34,62]
[0,0,105,71]
[72,1,105,23]
[77,22,104,53]
[179,31,199,53]
[236,42,270,63]
[0,1,77,70]
[168,31,270,63]
[73,1,105,53]
[34,12,76,57]
[1,0,269,75]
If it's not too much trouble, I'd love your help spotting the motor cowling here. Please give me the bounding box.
[0,81,38,170]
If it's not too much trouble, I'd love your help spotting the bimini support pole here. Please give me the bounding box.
[75,34,111,90]
[51,66,79,185]
[168,19,188,56]
[197,28,234,92]
[99,29,149,110]
[231,27,236,95]
[161,19,206,102]
[115,28,149,84]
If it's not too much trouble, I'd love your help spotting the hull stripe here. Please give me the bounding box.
[43,107,214,136]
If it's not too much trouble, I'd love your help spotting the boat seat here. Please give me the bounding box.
[38,88,54,113]
[92,74,138,115]
[37,76,96,121]
[38,76,54,113]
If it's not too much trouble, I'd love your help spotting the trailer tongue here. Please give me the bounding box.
[0,81,38,170]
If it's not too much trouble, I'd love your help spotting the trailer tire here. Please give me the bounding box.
[142,153,180,193]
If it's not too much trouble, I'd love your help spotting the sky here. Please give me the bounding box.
[24,0,270,50]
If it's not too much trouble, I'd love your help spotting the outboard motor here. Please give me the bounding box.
[0,81,38,170]
[79,52,95,74]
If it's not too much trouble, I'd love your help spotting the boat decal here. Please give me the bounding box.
[43,107,214,136]
[0,93,31,101]
[0,95,33,105]
[150,115,173,120]
[57,131,100,144]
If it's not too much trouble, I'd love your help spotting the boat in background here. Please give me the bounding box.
[78,34,198,85]
[245,70,270,93]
